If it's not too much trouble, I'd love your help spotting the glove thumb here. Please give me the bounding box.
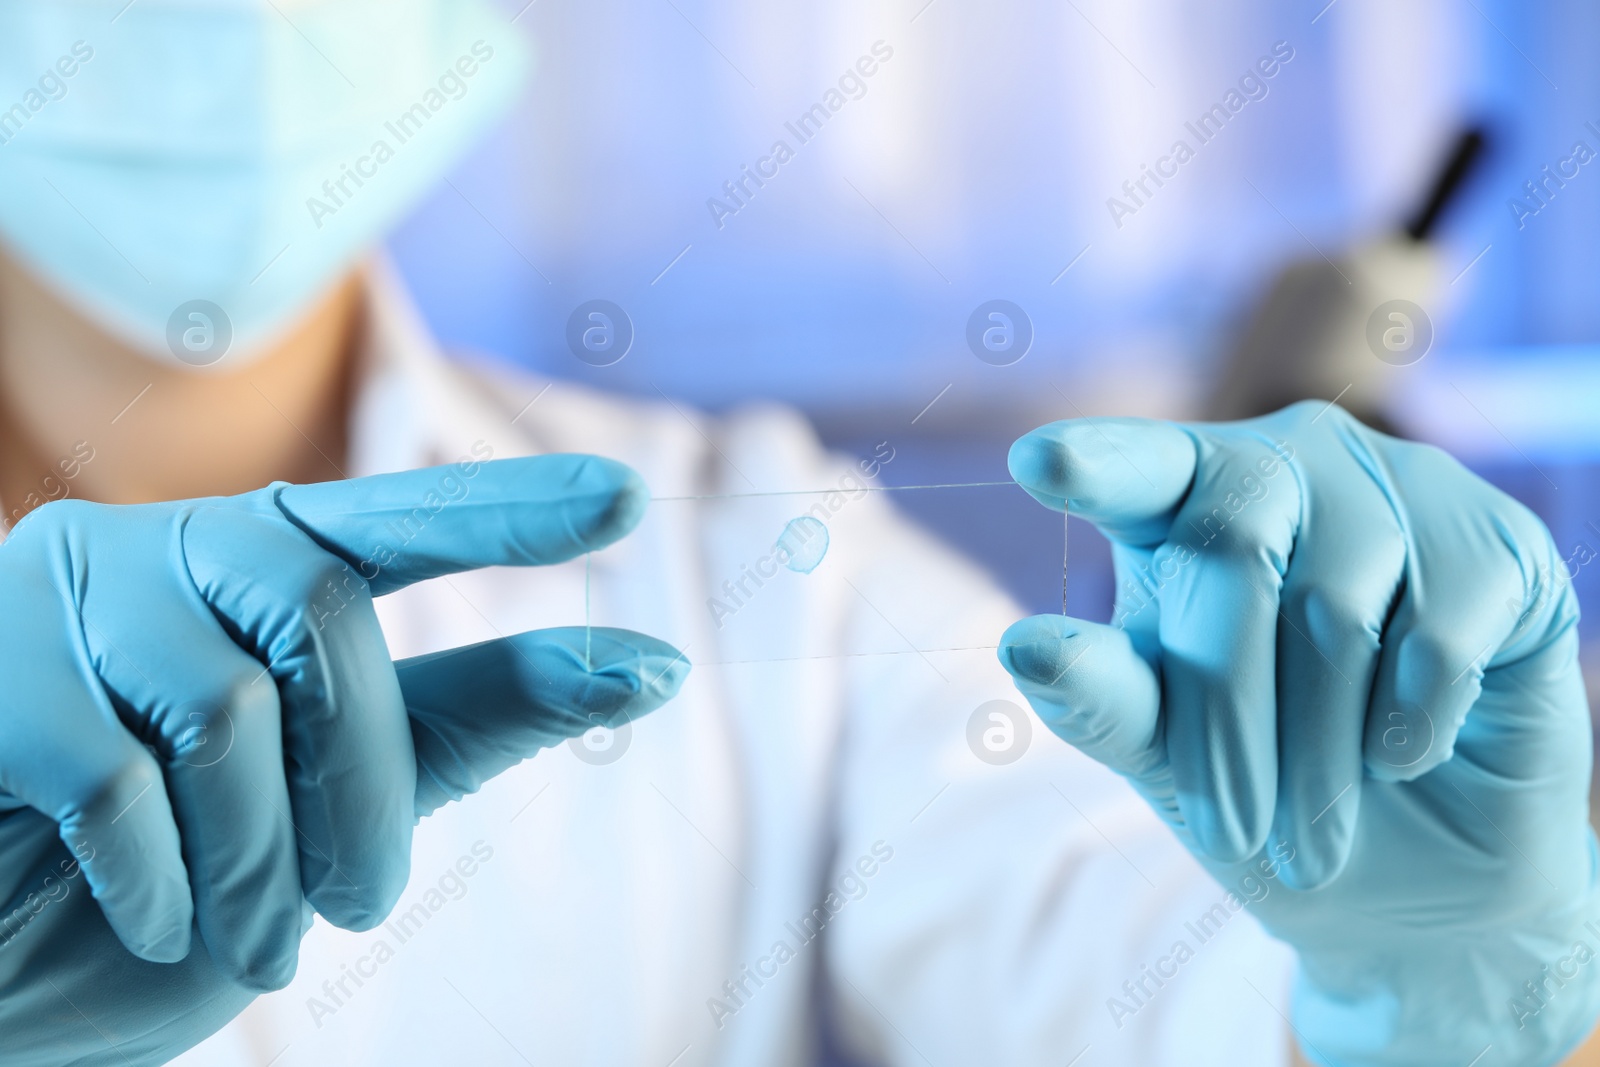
[398,627,689,817]
[998,616,1171,793]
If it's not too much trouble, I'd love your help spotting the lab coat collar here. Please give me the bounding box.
[347,257,551,478]
[347,258,645,572]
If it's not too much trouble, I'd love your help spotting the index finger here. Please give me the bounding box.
[270,454,648,596]
[1007,418,1197,547]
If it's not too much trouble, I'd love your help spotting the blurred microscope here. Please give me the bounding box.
[1206,128,1487,433]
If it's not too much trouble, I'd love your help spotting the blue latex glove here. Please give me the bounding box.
[1000,403,1600,1066]
[0,455,689,1066]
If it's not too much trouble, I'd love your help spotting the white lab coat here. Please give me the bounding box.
[171,263,1294,1067]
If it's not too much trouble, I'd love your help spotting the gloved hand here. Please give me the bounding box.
[999,402,1600,1066]
[0,454,689,1066]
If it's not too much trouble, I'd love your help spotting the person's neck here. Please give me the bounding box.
[0,250,362,522]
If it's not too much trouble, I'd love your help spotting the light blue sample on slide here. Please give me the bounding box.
[775,516,829,573]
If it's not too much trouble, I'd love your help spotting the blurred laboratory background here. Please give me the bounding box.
[387,0,1600,665]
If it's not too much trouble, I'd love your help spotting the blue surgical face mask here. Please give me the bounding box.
[0,0,527,368]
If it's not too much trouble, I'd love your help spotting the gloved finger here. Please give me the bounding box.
[401,627,691,817]
[1454,530,1590,792]
[1442,587,1596,901]
[185,508,413,932]
[1007,418,1196,547]
[141,637,303,991]
[1269,468,1403,890]
[74,526,315,990]
[1364,445,1524,781]
[271,454,649,596]
[1154,429,1300,864]
[997,615,1170,794]
[1108,540,1166,659]
[0,600,192,964]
